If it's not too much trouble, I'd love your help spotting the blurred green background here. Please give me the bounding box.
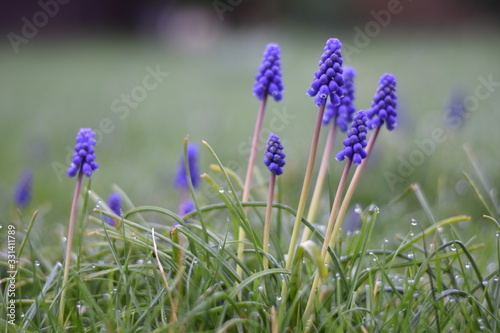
[1,0,500,257]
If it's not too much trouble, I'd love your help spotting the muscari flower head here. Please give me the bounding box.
[105,192,121,226]
[307,38,344,107]
[263,133,286,176]
[323,66,356,131]
[174,143,199,189]
[14,169,33,208]
[179,199,195,216]
[336,111,368,165]
[67,128,98,178]
[366,73,398,130]
[253,43,284,102]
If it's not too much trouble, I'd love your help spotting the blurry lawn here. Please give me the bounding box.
[1,27,500,259]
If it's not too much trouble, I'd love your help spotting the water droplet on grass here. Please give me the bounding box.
[35,261,40,267]
[411,218,417,226]
[450,245,456,251]
[465,262,471,269]
[482,280,488,286]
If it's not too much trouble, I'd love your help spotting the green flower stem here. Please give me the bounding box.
[301,119,338,243]
[303,159,352,321]
[285,103,326,271]
[59,170,83,324]
[237,95,268,278]
[279,104,326,325]
[263,172,277,270]
[327,126,380,251]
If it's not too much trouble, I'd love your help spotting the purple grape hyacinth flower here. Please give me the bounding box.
[253,43,284,102]
[307,38,344,107]
[336,111,368,165]
[67,128,98,178]
[323,66,356,131]
[174,143,199,189]
[263,133,286,176]
[14,169,33,208]
[105,192,121,226]
[367,73,398,130]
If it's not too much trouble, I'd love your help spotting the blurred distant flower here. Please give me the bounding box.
[307,38,344,107]
[104,193,121,226]
[444,88,467,130]
[174,143,199,189]
[253,43,283,102]
[14,169,33,208]
[67,128,98,178]
[323,66,356,131]
[367,73,398,130]
[179,199,195,216]
[336,111,368,165]
[263,133,286,176]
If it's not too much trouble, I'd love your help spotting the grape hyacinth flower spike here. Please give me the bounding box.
[336,111,369,165]
[307,38,344,107]
[367,73,398,131]
[253,43,284,102]
[67,128,99,178]
[323,66,356,131]
[239,43,283,278]
[14,169,33,209]
[174,142,200,190]
[284,38,344,278]
[60,128,98,323]
[105,192,121,226]
[262,134,285,269]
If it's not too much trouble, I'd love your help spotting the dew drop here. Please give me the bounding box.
[375,281,383,287]
[438,227,444,233]
[409,232,414,237]
[92,265,96,269]
[411,218,417,227]
[62,236,67,242]
[0,225,2,229]
[137,259,144,265]
[354,207,361,214]
[20,313,25,318]
[276,296,282,303]
[258,285,264,292]
[219,189,225,194]
[482,280,488,286]
[384,238,389,243]
[407,253,414,260]
[450,245,456,252]
[369,204,379,213]
[103,293,110,300]
[465,262,471,269]
[35,261,40,267]
[493,276,499,282]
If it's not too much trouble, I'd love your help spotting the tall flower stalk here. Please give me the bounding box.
[262,133,286,269]
[303,111,369,320]
[238,43,283,277]
[284,38,344,272]
[302,66,356,242]
[59,128,98,323]
[304,74,398,323]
